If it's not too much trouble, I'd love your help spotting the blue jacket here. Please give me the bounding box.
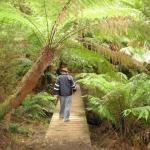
[54,73,76,96]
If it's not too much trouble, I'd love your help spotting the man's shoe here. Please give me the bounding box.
[64,119,70,122]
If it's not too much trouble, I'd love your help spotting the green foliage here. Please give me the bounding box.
[0,22,42,55]
[0,0,149,128]
[77,73,126,97]
[0,49,19,101]
[127,73,150,105]
[85,95,115,122]
[121,0,150,19]
[79,73,150,136]
[16,58,32,76]
[0,1,43,56]
[22,92,55,119]
[9,123,19,133]
[1,0,148,52]
[75,0,150,47]
[60,47,114,74]
[128,21,150,43]
[80,3,143,21]
[1,0,149,50]
[8,123,30,135]
[124,106,150,121]
[78,73,128,125]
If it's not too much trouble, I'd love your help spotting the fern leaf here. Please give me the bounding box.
[123,106,150,121]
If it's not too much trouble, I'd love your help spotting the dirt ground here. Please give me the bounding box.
[0,119,149,150]
[0,116,50,150]
[89,123,148,150]
[0,100,149,150]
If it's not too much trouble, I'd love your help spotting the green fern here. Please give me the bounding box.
[77,73,126,97]
[22,92,56,119]
[123,106,150,121]
[59,47,114,74]
[16,58,33,77]
[86,95,115,123]
[79,73,150,137]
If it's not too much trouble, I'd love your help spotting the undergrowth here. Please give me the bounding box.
[77,73,150,140]
[59,47,114,74]
[13,92,56,120]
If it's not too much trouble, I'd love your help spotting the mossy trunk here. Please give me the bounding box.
[0,46,53,120]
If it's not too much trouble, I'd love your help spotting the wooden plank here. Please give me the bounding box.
[45,86,92,150]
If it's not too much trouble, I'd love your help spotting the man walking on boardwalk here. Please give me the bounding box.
[54,67,76,122]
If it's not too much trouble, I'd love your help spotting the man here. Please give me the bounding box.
[54,67,76,122]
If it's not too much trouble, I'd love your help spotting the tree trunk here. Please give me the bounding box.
[0,46,53,120]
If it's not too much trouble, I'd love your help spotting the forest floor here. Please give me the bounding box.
[0,115,148,150]
[0,119,147,150]
[0,96,149,150]
[0,114,51,150]
[90,123,148,150]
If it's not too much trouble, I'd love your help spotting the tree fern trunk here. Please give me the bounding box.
[0,46,53,120]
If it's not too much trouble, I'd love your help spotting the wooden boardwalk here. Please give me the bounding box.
[45,86,92,150]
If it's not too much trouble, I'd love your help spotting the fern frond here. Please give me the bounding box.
[85,95,115,123]
[123,106,150,121]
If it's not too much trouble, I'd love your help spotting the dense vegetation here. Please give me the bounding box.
[77,73,150,136]
[0,0,150,149]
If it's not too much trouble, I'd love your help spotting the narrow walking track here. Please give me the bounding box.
[45,86,92,150]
